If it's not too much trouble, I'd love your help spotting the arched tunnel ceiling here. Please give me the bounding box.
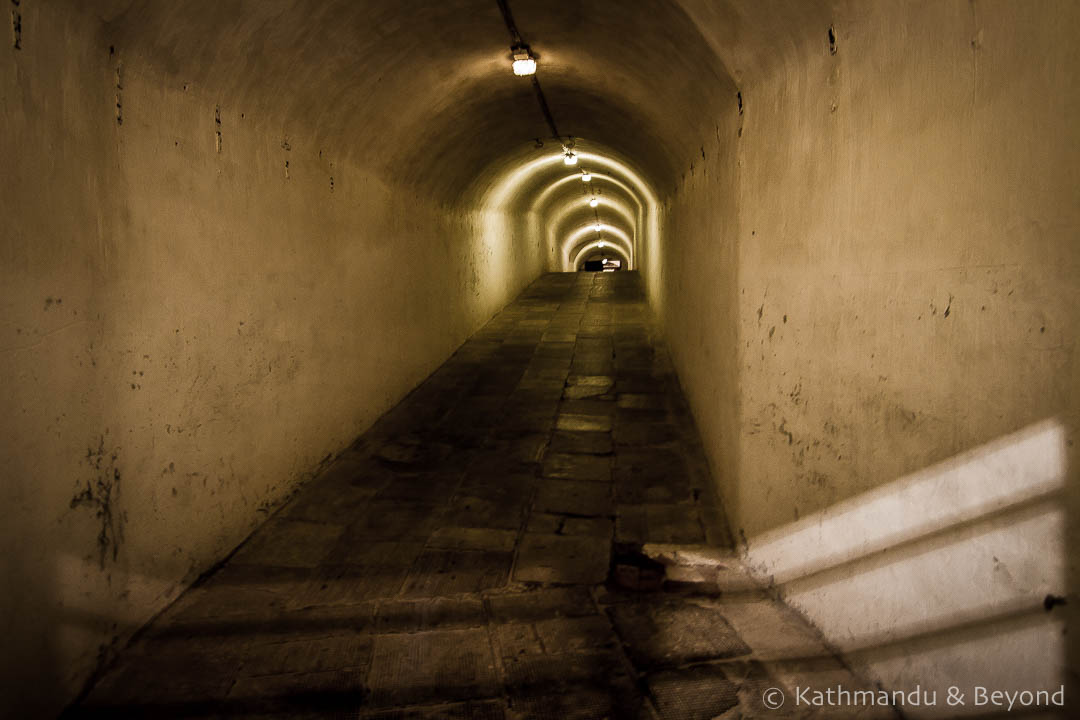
[566,223,634,269]
[578,245,629,267]
[550,199,637,248]
[533,172,643,217]
[89,0,736,206]
[562,217,635,265]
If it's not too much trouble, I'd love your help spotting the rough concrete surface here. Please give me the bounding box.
[655,2,1078,710]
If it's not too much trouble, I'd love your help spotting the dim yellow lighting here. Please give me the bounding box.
[512,47,536,76]
[594,223,602,231]
[563,151,577,166]
[598,240,606,248]
[589,198,599,208]
[581,171,591,182]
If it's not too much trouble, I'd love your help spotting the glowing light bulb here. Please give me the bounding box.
[598,240,606,248]
[594,223,602,231]
[511,46,536,76]
[512,57,536,76]
[563,151,577,166]
[589,198,599,208]
[581,171,591,182]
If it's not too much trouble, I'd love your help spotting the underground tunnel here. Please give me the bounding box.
[1,0,1078,717]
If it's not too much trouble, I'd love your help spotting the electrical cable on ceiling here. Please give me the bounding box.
[494,0,524,45]
[495,0,573,154]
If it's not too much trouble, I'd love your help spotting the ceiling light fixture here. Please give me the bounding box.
[589,197,599,208]
[581,170,591,182]
[511,45,536,76]
[497,1,580,168]
[598,240,606,248]
[594,223,602,231]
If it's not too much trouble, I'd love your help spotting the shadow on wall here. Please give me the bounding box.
[743,419,1069,717]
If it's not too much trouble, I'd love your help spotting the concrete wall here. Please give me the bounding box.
[0,4,544,716]
[659,0,1079,712]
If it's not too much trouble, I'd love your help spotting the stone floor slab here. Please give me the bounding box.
[358,699,507,719]
[447,495,529,531]
[555,413,612,433]
[342,503,446,542]
[231,519,346,568]
[547,430,613,455]
[293,563,412,606]
[485,587,597,624]
[563,375,615,399]
[513,534,610,584]
[617,393,668,410]
[374,596,486,633]
[711,599,832,661]
[236,634,373,677]
[427,526,518,552]
[608,600,752,669]
[647,664,741,720]
[368,629,499,707]
[533,615,616,653]
[533,479,613,516]
[225,667,370,716]
[401,549,513,597]
[539,453,612,483]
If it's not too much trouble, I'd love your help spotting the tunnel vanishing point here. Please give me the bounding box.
[2,1,1079,718]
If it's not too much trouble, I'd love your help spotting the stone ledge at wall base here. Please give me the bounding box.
[629,542,766,593]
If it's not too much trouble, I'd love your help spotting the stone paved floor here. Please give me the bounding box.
[69,272,894,719]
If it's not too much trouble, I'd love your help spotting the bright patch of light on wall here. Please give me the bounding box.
[594,223,602,231]
[598,240,606,248]
[563,150,578,166]
[589,198,599,208]
[511,46,536,76]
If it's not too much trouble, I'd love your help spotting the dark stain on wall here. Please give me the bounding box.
[10,0,21,50]
[70,437,126,569]
[215,105,222,152]
[1044,594,1066,612]
[778,419,794,445]
[114,57,123,126]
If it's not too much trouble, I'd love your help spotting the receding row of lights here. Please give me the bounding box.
[502,6,611,260]
[510,40,605,251]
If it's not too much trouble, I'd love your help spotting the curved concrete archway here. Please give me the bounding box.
[475,143,659,280]
[571,241,631,271]
[561,222,635,270]
[531,171,645,217]
[529,169,647,270]
[547,195,638,260]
